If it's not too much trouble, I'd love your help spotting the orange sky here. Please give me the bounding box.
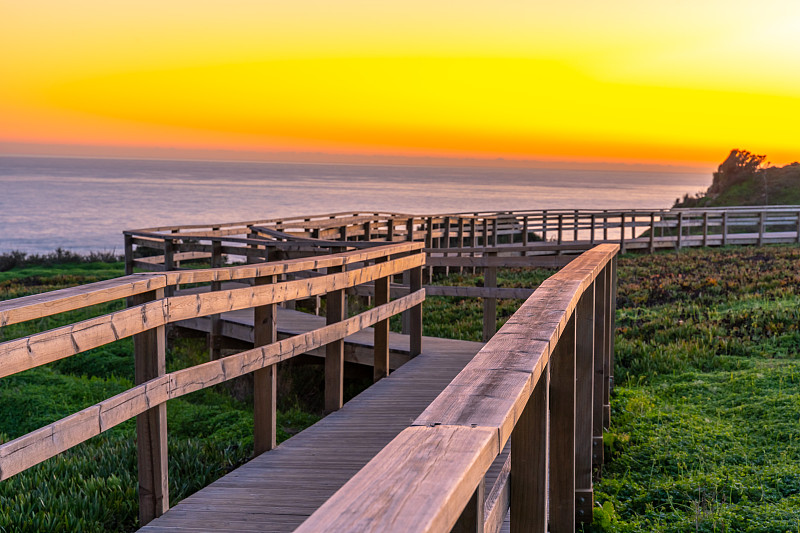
[2,0,799,167]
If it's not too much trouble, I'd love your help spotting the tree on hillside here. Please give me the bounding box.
[708,149,767,196]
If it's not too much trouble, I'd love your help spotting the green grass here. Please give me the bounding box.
[0,261,319,532]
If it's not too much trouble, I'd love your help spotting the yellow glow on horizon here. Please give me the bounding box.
[2,0,800,166]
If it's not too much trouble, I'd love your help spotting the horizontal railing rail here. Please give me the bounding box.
[0,241,425,526]
[297,243,619,532]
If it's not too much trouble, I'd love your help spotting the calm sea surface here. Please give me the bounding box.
[0,156,710,254]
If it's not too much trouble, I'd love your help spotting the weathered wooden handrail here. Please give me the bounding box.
[297,243,619,532]
[0,241,425,526]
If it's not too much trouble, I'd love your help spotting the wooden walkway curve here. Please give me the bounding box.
[139,335,484,532]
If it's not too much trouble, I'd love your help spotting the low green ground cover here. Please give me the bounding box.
[0,262,318,532]
[2,245,799,531]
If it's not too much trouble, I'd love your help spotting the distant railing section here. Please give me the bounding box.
[0,242,425,526]
[297,243,619,532]
[124,206,800,346]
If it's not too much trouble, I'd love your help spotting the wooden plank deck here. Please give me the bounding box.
[139,335,485,532]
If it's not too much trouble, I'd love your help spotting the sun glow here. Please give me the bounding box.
[2,0,799,166]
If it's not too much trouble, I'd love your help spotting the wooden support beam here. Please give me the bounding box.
[510,362,549,533]
[209,239,223,361]
[133,288,169,526]
[550,314,576,533]
[452,479,485,533]
[325,263,346,413]
[482,252,497,342]
[592,269,608,470]
[575,286,595,524]
[253,274,277,455]
[373,257,390,382]
[409,261,423,357]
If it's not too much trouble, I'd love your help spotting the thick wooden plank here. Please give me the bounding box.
[484,446,511,533]
[134,289,169,525]
[549,315,576,533]
[253,275,278,455]
[374,258,390,381]
[510,363,548,533]
[574,285,595,523]
[325,263,346,414]
[296,426,498,533]
[0,274,164,327]
[0,299,168,379]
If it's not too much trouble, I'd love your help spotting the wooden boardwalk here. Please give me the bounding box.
[139,335,484,532]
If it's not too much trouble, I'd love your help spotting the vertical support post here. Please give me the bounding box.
[373,257,390,381]
[209,239,223,361]
[523,215,529,246]
[602,210,608,241]
[409,258,423,357]
[458,218,465,274]
[387,218,395,242]
[649,213,655,253]
[557,215,564,246]
[758,211,765,246]
[124,233,134,275]
[163,238,175,296]
[482,218,489,247]
[592,266,608,471]
[340,225,348,242]
[444,216,452,276]
[511,361,549,533]
[796,211,800,244]
[604,259,616,429]
[590,214,596,245]
[573,209,579,241]
[550,314,576,533]
[253,274,277,455]
[482,252,497,342]
[619,214,626,254]
[542,210,548,241]
[677,212,684,249]
[453,480,486,533]
[363,220,372,241]
[703,212,709,247]
[325,262,346,413]
[492,217,499,246]
[575,286,595,524]
[471,218,478,274]
[425,217,434,283]
[723,211,729,246]
[134,288,168,526]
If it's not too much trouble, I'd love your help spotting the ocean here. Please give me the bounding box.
[0,156,710,254]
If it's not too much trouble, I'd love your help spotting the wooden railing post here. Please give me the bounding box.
[387,218,395,242]
[410,256,423,357]
[575,285,595,523]
[649,213,655,253]
[703,212,709,247]
[604,257,617,429]
[492,217,499,246]
[723,211,729,246]
[325,261,346,414]
[374,257,390,381]
[511,361,549,533]
[619,214,626,254]
[124,233,134,275]
[677,212,684,249]
[796,211,800,244]
[482,251,497,342]
[557,214,564,246]
[209,238,223,361]
[522,215,529,246]
[425,217,434,283]
[253,274,278,455]
[573,209,579,241]
[453,479,486,533]
[550,313,576,532]
[590,214,596,245]
[593,265,608,470]
[758,211,765,246]
[542,210,548,241]
[602,210,608,241]
[163,238,175,296]
[134,288,168,526]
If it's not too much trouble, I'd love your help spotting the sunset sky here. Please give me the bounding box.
[2,0,799,167]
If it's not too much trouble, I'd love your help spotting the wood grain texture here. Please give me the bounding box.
[549,315,576,533]
[295,426,498,533]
